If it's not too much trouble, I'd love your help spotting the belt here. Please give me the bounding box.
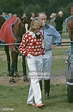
[30,54,42,56]
[45,49,51,52]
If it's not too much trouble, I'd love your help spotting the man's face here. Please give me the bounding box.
[71,11,73,15]
[39,14,47,24]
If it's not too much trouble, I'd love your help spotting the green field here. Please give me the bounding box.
[0,45,73,112]
[0,84,73,112]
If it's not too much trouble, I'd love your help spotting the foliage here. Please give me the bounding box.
[0,0,73,18]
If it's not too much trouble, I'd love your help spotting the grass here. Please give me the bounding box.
[0,84,73,112]
[52,47,70,56]
[51,47,70,76]
[0,34,73,111]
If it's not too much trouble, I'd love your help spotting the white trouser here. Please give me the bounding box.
[26,55,43,106]
[43,50,52,80]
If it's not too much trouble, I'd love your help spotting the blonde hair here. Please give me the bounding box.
[30,17,45,32]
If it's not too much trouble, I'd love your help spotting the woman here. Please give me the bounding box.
[19,17,45,108]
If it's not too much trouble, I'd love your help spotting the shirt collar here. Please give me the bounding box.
[29,31,35,37]
[45,23,50,29]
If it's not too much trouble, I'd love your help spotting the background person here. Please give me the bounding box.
[50,12,56,28]
[29,12,35,22]
[2,12,12,20]
[38,12,61,99]
[55,11,64,36]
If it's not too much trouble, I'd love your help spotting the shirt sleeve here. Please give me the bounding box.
[18,33,29,56]
[52,27,61,44]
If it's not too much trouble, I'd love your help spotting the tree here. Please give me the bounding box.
[0,0,73,19]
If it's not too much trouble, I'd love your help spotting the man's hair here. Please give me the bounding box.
[38,12,47,17]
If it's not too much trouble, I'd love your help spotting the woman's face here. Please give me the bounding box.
[35,27,42,33]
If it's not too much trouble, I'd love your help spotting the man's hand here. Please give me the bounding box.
[50,44,55,49]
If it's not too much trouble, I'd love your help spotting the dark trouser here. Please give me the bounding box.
[44,79,50,96]
[10,51,19,76]
[39,79,50,97]
[39,80,42,91]
[22,56,26,76]
[4,46,10,74]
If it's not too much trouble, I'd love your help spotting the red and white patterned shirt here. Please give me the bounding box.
[19,31,44,56]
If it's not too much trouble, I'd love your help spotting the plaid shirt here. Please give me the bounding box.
[19,31,44,56]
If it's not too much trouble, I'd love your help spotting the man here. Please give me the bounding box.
[50,12,56,28]
[38,12,61,98]
[55,11,64,36]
